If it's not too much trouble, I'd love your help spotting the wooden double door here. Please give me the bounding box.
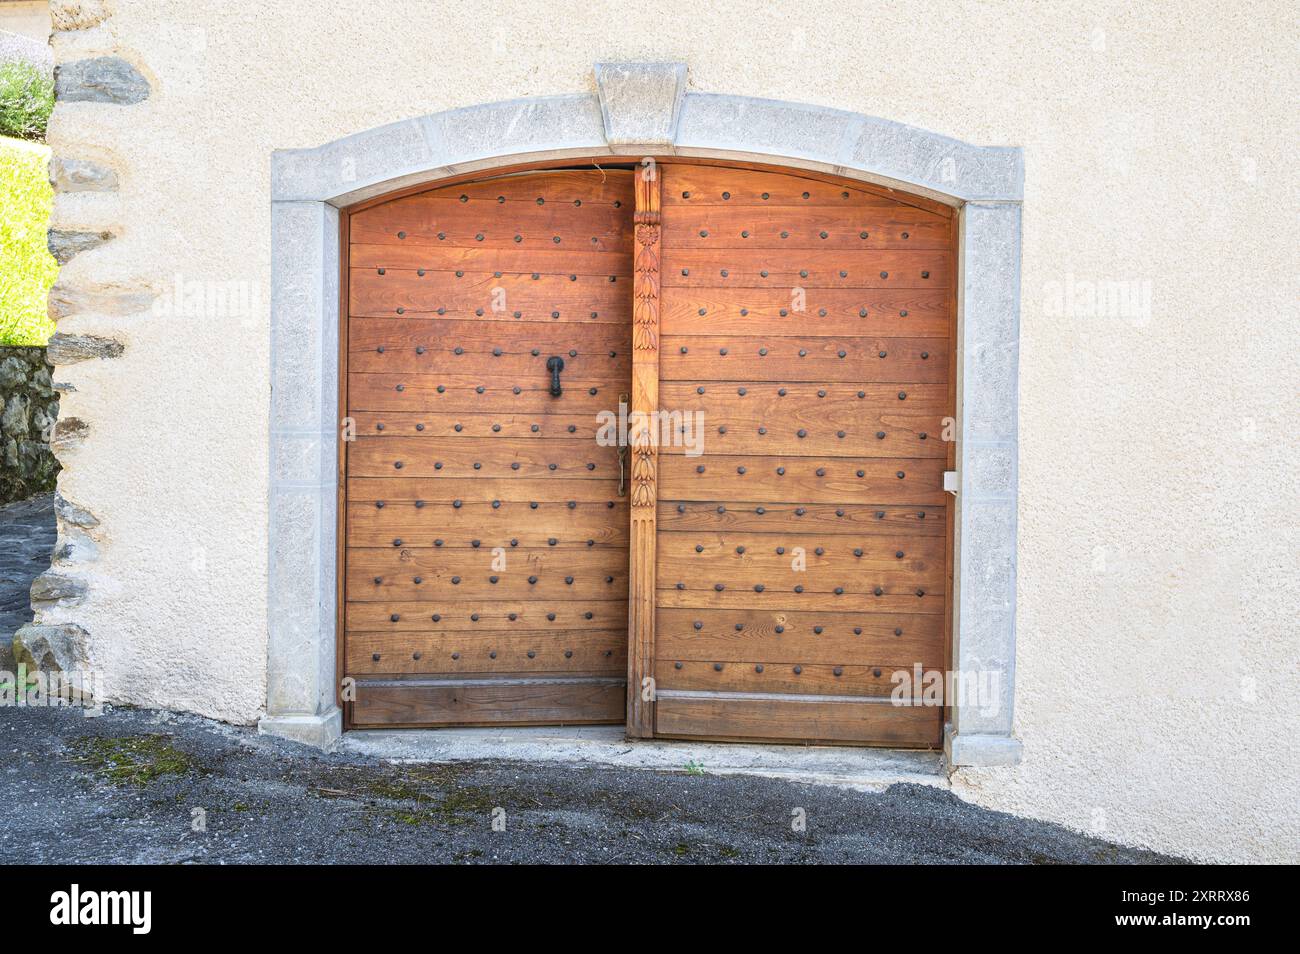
[342,161,954,747]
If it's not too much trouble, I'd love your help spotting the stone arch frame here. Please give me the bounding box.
[263,63,1023,765]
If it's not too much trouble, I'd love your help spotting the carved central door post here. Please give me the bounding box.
[627,160,661,737]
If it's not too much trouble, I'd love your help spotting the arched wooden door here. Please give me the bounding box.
[631,164,953,747]
[342,170,635,726]
[340,161,954,746]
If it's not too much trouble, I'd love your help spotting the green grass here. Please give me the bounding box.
[67,734,197,787]
[0,135,57,346]
[0,62,53,142]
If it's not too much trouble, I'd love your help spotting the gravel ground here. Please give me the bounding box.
[0,704,1181,864]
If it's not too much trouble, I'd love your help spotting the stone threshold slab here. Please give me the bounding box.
[340,725,947,791]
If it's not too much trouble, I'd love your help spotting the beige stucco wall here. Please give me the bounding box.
[0,1,51,41]
[42,0,1298,862]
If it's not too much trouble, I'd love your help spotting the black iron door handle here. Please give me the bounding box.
[546,355,565,396]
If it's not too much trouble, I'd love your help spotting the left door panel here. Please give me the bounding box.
[342,170,635,727]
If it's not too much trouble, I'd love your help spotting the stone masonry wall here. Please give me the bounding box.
[0,347,59,504]
[11,0,124,681]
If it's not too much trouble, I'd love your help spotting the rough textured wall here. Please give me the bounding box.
[43,0,1298,862]
[0,347,59,503]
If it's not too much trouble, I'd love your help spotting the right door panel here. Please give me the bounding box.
[650,164,955,746]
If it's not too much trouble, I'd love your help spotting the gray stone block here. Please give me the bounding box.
[47,229,114,265]
[50,416,87,451]
[49,157,119,193]
[54,492,99,529]
[30,572,86,606]
[47,333,124,365]
[47,281,156,320]
[55,57,151,105]
[12,623,89,673]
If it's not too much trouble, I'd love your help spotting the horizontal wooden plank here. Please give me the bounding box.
[662,248,951,289]
[653,693,942,746]
[659,529,944,573]
[415,169,634,206]
[656,565,941,597]
[347,372,624,412]
[349,411,613,441]
[346,547,627,601]
[347,436,620,479]
[352,677,625,726]
[654,607,942,664]
[345,505,628,549]
[661,287,949,338]
[662,205,948,249]
[658,455,947,504]
[657,400,946,458]
[656,502,945,535]
[350,243,631,277]
[662,165,952,219]
[352,197,631,250]
[660,336,947,383]
[348,317,629,375]
[660,380,948,415]
[347,630,625,675]
[656,661,927,699]
[346,476,621,503]
[656,586,944,615]
[349,348,627,378]
[345,599,626,633]
[349,270,630,321]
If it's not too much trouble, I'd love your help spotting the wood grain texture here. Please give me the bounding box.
[658,455,947,504]
[655,501,946,535]
[662,165,953,218]
[661,205,949,249]
[347,372,621,413]
[655,661,929,699]
[654,694,942,747]
[645,162,955,744]
[627,167,661,737]
[353,677,626,727]
[343,169,633,727]
[346,546,628,601]
[350,269,631,322]
[654,607,943,665]
[346,599,627,633]
[661,248,951,289]
[661,287,949,338]
[660,335,947,384]
[348,630,625,675]
[340,160,956,741]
